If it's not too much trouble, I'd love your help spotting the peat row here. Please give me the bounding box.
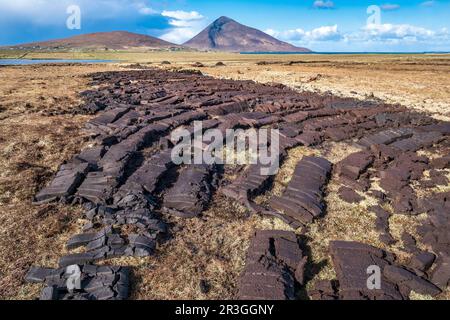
[26,68,449,300]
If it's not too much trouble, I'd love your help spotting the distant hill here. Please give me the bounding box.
[6,31,183,51]
[184,16,311,53]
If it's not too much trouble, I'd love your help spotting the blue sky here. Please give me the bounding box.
[0,0,449,51]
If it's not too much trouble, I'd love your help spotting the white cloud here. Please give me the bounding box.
[308,25,342,41]
[380,4,400,11]
[138,7,157,15]
[0,0,158,24]
[267,22,449,52]
[313,0,335,9]
[266,25,342,42]
[160,28,200,44]
[161,10,204,21]
[335,23,450,50]
[421,1,436,7]
[362,23,436,41]
[2,0,448,51]
[0,1,206,45]
[159,10,206,44]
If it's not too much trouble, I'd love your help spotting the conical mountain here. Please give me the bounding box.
[184,16,310,52]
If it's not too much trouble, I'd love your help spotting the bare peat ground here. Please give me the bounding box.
[0,56,449,300]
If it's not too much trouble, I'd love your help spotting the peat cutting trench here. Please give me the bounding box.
[25,68,449,300]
